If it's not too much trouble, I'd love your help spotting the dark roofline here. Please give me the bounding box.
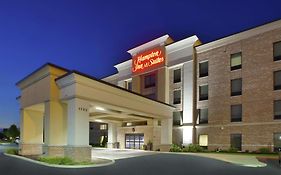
[55,70,175,108]
[16,62,69,86]
[195,18,281,49]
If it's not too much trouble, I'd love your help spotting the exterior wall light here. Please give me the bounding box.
[95,106,105,111]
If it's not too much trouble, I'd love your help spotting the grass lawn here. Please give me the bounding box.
[0,140,11,144]
[38,157,94,165]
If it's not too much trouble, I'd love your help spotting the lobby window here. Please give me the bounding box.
[199,61,208,77]
[230,52,242,71]
[100,124,107,130]
[274,70,281,90]
[231,78,242,96]
[173,68,181,83]
[199,85,208,101]
[199,108,208,124]
[274,41,281,61]
[273,132,281,152]
[173,90,181,104]
[274,100,281,120]
[230,133,242,151]
[144,74,156,88]
[231,104,242,122]
[199,135,208,149]
[125,80,132,91]
[173,111,183,126]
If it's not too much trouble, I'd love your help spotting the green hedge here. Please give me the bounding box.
[182,144,203,152]
[169,144,182,152]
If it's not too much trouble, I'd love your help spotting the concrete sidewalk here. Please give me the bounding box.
[188,153,267,167]
[92,148,158,160]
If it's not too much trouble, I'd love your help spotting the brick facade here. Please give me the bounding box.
[196,26,281,152]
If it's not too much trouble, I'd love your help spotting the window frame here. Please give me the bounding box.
[230,52,242,71]
[274,70,281,90]
[230,133,242,151]
[274,100,281,120]
[173,68,181,83]
[273,41,281,61]
[199,84,208,101]
[198,108,208,124]
[231,78,242,96]
[173,89,181,104]
[231,104,242,122]
[144,73,156,88]
[199,61,208,78]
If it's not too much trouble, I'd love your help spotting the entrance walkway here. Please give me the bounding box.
[92,148,158,160]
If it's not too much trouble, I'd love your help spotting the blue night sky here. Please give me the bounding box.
[0,0,281,128]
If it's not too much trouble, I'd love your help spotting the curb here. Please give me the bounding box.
[4,153,115,169]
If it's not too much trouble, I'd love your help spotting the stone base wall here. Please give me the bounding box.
[46,146,65,157]
[64,146,92,162]
[159,144,171,152]
[19,144,43,155]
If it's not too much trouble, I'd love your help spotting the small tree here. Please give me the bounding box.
[3,124,20,140]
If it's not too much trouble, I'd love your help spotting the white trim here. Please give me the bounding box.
[166,35,198,54]
[127,35,171,56]
[196,19,281,53]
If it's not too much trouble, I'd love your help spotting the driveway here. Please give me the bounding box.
[1,151,280,175]
[92,148,158,160]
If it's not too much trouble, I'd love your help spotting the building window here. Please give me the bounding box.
[231,78,242,96]
[199,108,208,124]
[273,132,281,152]
[173,69,181,83]
[173,111,183,126]
[144,74,156,88]
[274,100,281,120]
[100,124,107,130]
[274,70,281,90]
[199,61,208,77]
[230,133,242,151]
[199,85,208,101]
[230,52,242,71]
[125,80,132,91]
[231,104,242,122]
[173,90,181,104]
[199,135,208,148]
[144,93,156,100]
[274,41,281,61]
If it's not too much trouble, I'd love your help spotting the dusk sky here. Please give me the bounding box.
[0,0,281,128]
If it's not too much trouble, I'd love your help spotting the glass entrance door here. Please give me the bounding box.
[125,134,144,149]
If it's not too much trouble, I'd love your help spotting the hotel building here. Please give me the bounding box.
[17,19,281,161]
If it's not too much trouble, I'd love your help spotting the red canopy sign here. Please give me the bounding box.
[132,46,165,75]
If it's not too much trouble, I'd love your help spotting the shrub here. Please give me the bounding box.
[182,144,203,152]
[227,147,238,153]
[5,148,18,155]
[257,147,271,154]
[170,144,182,152]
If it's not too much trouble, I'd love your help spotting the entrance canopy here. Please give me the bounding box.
[16,63,175,161]
[56,70,175,122]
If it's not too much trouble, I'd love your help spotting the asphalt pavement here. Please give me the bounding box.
[0,149,280,175]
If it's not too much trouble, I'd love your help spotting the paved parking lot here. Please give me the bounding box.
[92,148,158,160]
